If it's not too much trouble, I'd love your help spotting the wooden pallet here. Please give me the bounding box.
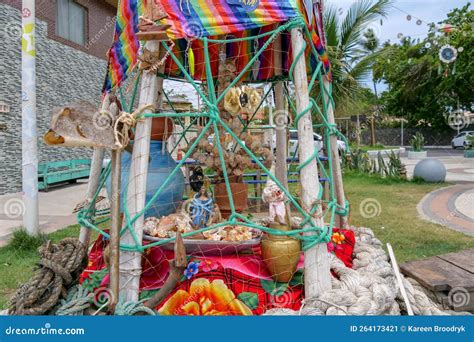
[400,248,474,311]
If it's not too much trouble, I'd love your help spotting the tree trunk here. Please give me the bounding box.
[290,28,331,298]
[119,40,162,302]
[323,79,348,229]
[273,35,291,222]
[79,95,110,246]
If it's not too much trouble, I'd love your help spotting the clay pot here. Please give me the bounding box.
[214,182,248,219]
[130,117,174,141]
[261,227,301,283]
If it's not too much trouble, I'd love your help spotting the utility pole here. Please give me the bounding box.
[22,0,39,235]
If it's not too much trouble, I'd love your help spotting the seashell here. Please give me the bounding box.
[224,87,242,115]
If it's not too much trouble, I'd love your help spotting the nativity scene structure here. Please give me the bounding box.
[8,0,463,316]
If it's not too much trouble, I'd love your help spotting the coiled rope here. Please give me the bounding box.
[265,227,472,316]
[9,238,87,315]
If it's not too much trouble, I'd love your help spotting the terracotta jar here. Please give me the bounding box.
[130,117,174,141]
[214,181,248,219]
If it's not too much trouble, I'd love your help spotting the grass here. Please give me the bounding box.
[0,172,473,308]
[343,171,474,263]
[0,224,98,309]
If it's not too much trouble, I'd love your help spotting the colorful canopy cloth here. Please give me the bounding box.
[103,0,331,92]
[103,0,144,93]
[80,229,354,315]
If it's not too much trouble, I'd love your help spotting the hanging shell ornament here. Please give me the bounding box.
[224,87,242,115]
[239,86,261,115]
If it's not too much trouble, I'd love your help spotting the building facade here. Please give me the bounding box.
[0,0,116,194]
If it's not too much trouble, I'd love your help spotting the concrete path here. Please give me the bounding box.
[418,183,474,236]
[0,180,89,246]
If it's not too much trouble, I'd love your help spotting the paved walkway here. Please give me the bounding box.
[401,155,474,183]
[0,180,89,246]
[418,183,474,236]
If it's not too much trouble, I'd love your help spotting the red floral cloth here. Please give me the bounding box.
[80,228,355,315]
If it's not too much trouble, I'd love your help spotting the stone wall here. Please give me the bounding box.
[0,3,109,194]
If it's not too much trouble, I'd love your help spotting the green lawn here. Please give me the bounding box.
[0,225,97,309]
[343,172,474,263]
[0,172,473,309]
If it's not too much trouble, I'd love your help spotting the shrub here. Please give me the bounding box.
[9,229,47,252]
[410,132,425,152]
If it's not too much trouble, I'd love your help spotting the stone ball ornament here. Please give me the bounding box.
[413,158,446,183]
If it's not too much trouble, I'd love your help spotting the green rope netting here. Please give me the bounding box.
[77,18,350,253]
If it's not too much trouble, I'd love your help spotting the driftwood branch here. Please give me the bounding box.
[144,232,187,310]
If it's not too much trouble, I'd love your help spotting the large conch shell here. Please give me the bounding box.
[44,101,117,149]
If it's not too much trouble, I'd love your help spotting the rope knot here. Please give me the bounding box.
[113,104,155,150]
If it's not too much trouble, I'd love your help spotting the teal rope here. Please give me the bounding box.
[79,19,350,252]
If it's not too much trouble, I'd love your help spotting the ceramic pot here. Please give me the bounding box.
[106,140,184,218]
[214,182,248,219]
[407,150,427,160]
[130,117,174,141]
[261,233,301,283]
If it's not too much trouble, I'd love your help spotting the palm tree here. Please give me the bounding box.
[362,27,381,145]
[362,28,381,98]
[322,0,393,114]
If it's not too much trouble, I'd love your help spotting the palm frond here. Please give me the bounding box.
[340,0,393,57]
[323,4,340,47]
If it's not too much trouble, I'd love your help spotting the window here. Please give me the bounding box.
[56,0,87,45]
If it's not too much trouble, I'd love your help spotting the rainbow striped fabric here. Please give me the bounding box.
[103,0,331,92]
[103,0,144,93]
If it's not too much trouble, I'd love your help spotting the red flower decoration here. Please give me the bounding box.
[199,259,219,272]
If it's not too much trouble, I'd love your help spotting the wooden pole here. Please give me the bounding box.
[290,28,331,298]
[79,95,110,246]
[109,101,121,311]
[323,79,348,229]
[370,115,376,146]
[273,35,291,221]
[387,243,414,315]
[356,114,361,146]
[22,0,39,236]
[119,40,162,302]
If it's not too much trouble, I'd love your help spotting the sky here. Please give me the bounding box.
[333,0,471,89]
[166,0,471,106]
[334,0,469,44]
